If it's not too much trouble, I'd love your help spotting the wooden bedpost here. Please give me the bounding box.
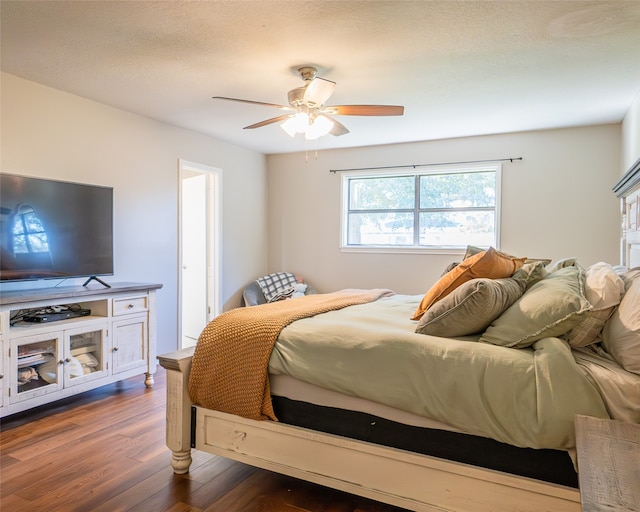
[157,347,195,474]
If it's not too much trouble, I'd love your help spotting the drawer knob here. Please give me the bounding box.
[113,346,119,352]
[127,304,134,309]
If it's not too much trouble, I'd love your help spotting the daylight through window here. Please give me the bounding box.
[341,165,501,251]
[12,204,50,255]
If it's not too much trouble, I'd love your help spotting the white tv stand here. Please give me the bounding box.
[0,281,162,418]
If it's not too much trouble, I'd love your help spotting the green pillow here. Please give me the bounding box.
[415,277,526,337]
[511,260,548,290]
[479,265,592,348]
[547,257,578,273]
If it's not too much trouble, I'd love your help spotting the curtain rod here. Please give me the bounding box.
[329,157,523,173]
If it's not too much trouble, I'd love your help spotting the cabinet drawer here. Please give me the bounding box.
[113,295,148,316]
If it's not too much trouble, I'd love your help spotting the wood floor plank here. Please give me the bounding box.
[202,468,292,512]
[165,502,204,512]
[1,432,123,497]
[91,462,193,512]
[183,453,245,485]
[10,451,142,512]
[1,419,150,496]
[51,449,176,511]
[187,458,261,510]
[0,418,79,452]
[117,421,168,463]
[4,396,163,465]
[122,472,210,512]
[13,435,142,503]
[0,492,30,510]
[3,420,88,461]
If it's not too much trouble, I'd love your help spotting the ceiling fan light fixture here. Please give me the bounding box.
[304,115,334,140]
[280,117,297,137]
[281,112,309,137]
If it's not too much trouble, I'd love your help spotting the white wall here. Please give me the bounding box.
[622,89,640,172]
[1,73,268,354]
[266,125,621,295]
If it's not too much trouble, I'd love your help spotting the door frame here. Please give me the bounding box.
[178,159,222,348]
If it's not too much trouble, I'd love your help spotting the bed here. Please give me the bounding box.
[159,161,640,512]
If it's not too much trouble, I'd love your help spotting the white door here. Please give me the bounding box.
[179,161,222,348]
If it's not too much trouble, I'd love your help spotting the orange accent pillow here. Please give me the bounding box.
[411,247,527,320]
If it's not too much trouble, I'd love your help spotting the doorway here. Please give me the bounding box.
[178,160,222,348]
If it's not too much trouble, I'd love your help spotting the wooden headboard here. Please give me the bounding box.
[613,157,640,269]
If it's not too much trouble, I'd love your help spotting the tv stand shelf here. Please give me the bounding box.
[0,281,162,417]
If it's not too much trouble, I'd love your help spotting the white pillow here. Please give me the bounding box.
[584,262,625,310]
[563,262,625,347]
[602,269,640,374]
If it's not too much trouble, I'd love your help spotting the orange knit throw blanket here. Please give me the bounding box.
[188,289,393,421]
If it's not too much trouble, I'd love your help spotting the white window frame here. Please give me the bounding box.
[340,163,502,254]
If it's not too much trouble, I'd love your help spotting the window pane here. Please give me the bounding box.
[27,233,50,252]
[349,176,414,210]
[23,212,47,233]
[12,217,25,235]
[348,212,414,245]
[13,234,28,253]
[420,172,495,209]
[419,210,495,247]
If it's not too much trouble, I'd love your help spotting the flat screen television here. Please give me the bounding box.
[0,173,114,284]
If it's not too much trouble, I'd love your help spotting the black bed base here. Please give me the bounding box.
[272,396,578,488]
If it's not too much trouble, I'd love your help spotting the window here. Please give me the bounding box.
[12,204,50,255]
[341,165,501,251]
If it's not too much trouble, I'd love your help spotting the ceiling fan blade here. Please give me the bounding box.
[244,114,293,130]
[213,96,293,111]
[328,116,350,136]
[324,105,404,116]
[303,77,336,107]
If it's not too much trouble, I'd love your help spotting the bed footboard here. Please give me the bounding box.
[158,347,195,474]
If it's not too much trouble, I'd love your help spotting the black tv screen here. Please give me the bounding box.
[0,174,113,282]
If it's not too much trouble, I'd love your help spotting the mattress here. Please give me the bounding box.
[270,374,579,487]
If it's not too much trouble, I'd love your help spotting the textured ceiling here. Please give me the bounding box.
[1,0,639,154]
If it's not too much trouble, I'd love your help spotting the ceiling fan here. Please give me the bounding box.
[213,66,404,140]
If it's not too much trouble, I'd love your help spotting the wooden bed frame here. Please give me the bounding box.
[159,349,582,512]
[158,159,640,511]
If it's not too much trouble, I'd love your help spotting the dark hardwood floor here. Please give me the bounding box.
[1,368,409,511]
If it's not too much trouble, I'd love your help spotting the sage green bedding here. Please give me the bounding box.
[268,293,610,450]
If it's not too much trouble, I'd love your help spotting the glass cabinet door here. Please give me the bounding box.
[64,323,108,387]
[11,331,63,403]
